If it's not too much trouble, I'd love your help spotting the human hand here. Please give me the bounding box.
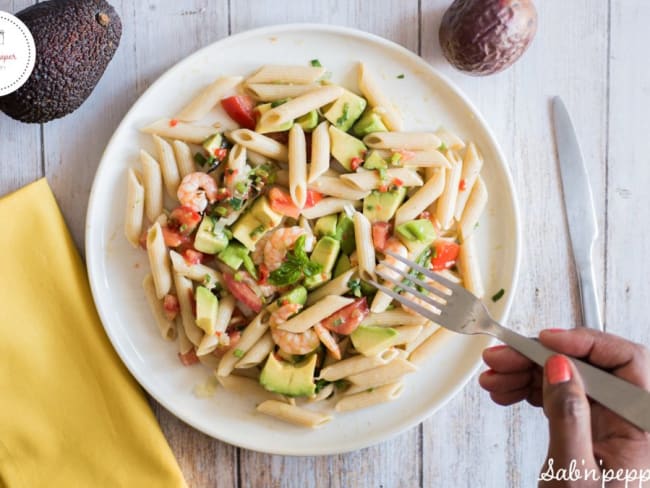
[479,328,650,487]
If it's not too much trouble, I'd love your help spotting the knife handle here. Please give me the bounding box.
[577,259,603,330]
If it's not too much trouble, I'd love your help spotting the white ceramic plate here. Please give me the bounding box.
[86,24,520,455]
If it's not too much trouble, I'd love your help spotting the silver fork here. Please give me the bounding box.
[370,250,650,433]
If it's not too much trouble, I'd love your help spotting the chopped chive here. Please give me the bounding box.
[397,74,405,79]
[491,288,505,302]
[310,59,322,67]
[438,142,448,152]
[233,348,244,358]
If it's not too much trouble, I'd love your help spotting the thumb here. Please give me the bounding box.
[542,355,596,470]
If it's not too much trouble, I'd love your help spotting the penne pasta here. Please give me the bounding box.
[169,250,222,289]
[435,150,463,229]
[142,274,177,340]
[214,294,235,335]
[357,62,403,131]
[309,383,335,403]
[196,333,219,356]
[124,168,145,247]
[217,375,284,403]
[341,168,423,191]
[458,233,484,298]
[454,142,484,220]
[141,119,217,144]
[257,400,332,428]
[288,124,308,208]
[228,129,288,162]
[308,121,330,183]
[319,348,398,381]
[390,324,424,346]
[335,382,404,412]
[245,82,320,101]
[345,358,417,389]
[177,317,194,356]
[309,175,371,200]
[404,321,441,354]
[277,296,354,333]
[257,85,344,131]
[306,267,357,305]
[360,310,428,327]
[435,127,466,150]
[246,64,326,84]
[176,76,242,121]
[459,176,488,241]
[409,329,454,365]
[394,168,446,227]
[217,310,270,376]
[152,134,181,199]
[172,140,196,178]
[353,211,376,281]
[363,132,442,151]
[140,150,163,223]
[300,197,362,219]
[173,271,204,346]
[370,291,394,314]
[146,223,172,298]
[394,150,451,168]
[235,331,274,369]
[246,149,272,167]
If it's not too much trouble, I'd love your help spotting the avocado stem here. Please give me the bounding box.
[96,12,110,27]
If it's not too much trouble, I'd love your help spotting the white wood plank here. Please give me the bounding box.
[0,0,41,197]
[230,2,421,487]
[420,1,609,487]
[606,0,650,347]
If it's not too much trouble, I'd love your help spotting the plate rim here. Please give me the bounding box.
[85,22,522,456]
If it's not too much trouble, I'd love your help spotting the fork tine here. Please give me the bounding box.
[384,249,460,291]
[368,280,441,322]
[379,261,451,301]
[376,269,446,310]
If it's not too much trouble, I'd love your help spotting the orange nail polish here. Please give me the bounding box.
[486,344,507,353]
[546,355,572,385]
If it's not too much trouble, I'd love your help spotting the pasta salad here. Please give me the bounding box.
[125,61,488,428]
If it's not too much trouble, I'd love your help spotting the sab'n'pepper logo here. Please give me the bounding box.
[0,11,35,96]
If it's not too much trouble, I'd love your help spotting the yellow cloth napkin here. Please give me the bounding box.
[0,179,187,487]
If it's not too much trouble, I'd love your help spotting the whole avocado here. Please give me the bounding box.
[439,0,537,76]
[0,0,121,123]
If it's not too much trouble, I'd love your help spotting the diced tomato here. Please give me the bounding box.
[169,205,201,235]
[223,272,263,312]
[378,184,389,193]
[320,297,369,335]
[139,230,148,250]
[392,177,404,187]
[178,348,199,366]
[183,248,204,265]
[162,294,180,321]
[258,263,270,285]
[350,157,363,170]
[417,210,431,220]
[216,187,231,201]
[221,95,256,130]
[459,179,467,191]
[169,119,179,127]
[161,225,192,248]
[372,222,391,252]
[268,187,299,219]
[431,240,460,271]
[214,147,228,161]
[305,189,324,207]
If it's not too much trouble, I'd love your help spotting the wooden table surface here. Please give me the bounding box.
[1,0,648,486]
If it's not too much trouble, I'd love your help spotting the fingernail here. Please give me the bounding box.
[483,369,496,376]
[544,328,566,334]
[486,345,508,353]
[546,355,572,385]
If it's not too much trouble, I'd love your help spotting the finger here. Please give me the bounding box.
[539,328,650,388]
[482,345,535,373]
[543,354,597,467]
[490,387,530,406]
[479,369,533,393]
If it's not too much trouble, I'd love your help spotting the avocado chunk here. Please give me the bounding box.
[296,110,319,131]
[250,195,283,229]
[334,213,356,255]
[363,187,407,223]
[396,219,437,253]
[351,325,398,356]
[0,0,122,123]
[195,286,219,335]
[323,89,367,131]
[304,236,341,289]
[363,150,388,170]
[233,196,283,251]
[194,216,229,254]
[329,126,367,171]
[314,214,338,238]
[278,286,308,306]
[333,253,351,278]
[217,242,249,270]
[260,353,317,397]
[351,108,389,138]
[202,133,224,156]
[255,103,293,132]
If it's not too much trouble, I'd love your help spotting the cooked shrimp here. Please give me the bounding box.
[177,172,218,212]
[401,275,446,316]
[252,232,271,265]
[264,226,306,271]
[376,238,408,281]
[314,323,341,360]
[269,302,319,354]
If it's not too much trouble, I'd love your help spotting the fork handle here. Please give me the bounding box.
[494,325,650,432]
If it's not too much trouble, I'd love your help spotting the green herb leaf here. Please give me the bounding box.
[229,197,243,210]
[336,102,350,127]
[268,235,323,286]
[438,142,448,152]
[397,74,405,79]
[314,378,330,393]
[310,59,322,67]
[347,278,362,297]
[492,288,505,302]
[234,348,245,358]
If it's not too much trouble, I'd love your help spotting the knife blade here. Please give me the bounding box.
[552,96,603,330]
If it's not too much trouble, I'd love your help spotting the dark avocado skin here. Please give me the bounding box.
[0,0,121,123]
[439,0,537,76]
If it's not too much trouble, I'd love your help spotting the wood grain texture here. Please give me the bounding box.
[420,1,609,486]
[230,3,422,487]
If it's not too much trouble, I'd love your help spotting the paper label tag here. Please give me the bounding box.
[0,11,36,96]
